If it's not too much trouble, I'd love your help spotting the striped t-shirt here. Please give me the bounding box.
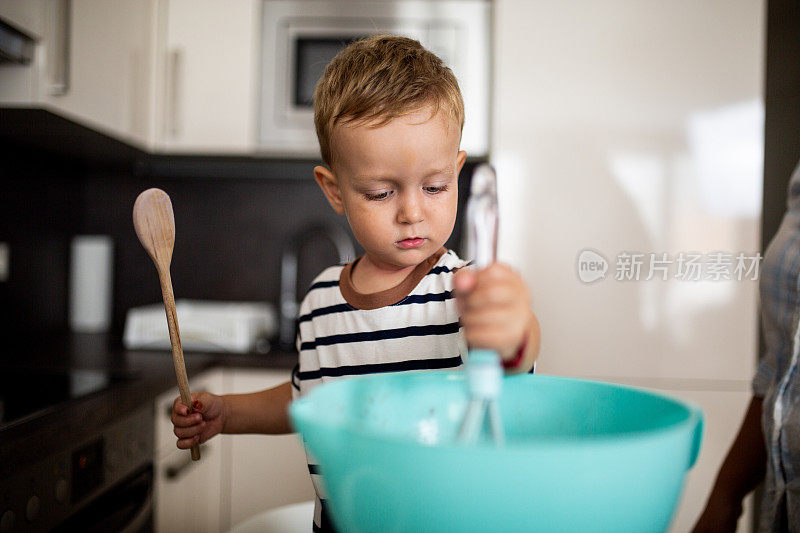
[290,247,467,531]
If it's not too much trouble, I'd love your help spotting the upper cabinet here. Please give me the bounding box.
[50,0,158,148]
[1,0,489,157]
[0,0,158,148]
[153,0,260,154]
[0,0,46,37]
[0,0,259,154]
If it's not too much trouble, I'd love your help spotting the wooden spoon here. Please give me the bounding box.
[133,188,200,461]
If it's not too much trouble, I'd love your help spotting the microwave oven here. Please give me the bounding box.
[259,0,490,159]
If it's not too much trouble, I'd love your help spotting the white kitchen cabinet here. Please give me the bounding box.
[0,0,158,148]
[152,0,260,154]
[154,368,225,533]
[48,0,157,146]
[156,443,223,533]
[1,0,57,105]
[0,0,46,37]
[44,0,158,147]
[222,368,315,530]
[1,0,260,154]
[153,367,314,532]
[0,1,42,104]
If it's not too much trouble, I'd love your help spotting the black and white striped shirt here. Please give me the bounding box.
[290,247,466,530]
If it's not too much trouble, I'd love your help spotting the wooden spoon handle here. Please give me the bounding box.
[158,268,201,461]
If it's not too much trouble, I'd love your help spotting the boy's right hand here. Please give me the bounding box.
[171,392,226,450]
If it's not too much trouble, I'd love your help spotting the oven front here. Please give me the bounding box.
[0,403,154,532]
[55,464,153,533]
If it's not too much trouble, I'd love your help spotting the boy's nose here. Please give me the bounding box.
[396,193,424,224]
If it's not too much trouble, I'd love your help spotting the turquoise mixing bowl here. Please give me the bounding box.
[290,372,703,532]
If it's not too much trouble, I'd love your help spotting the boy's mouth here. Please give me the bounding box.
[396,237,427,249]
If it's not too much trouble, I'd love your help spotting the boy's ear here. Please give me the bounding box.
[314,166,346,215]
[456,150,467,174]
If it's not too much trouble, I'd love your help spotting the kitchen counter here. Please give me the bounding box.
[0,332,297,373]
[0,332,296,476]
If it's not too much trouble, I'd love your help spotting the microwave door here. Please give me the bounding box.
[293,37,355,110]
[282,24,429,127]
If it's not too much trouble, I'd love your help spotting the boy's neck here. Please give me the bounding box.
[350,254,417,294]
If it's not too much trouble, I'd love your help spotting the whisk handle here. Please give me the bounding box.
[465,349,502,400]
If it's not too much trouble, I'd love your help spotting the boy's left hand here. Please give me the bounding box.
[454,263,540,372]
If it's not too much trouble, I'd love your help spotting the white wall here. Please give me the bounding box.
[491,1,764,530]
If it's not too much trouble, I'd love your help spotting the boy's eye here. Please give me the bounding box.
[364,191,391,201]
[424,185,449,194]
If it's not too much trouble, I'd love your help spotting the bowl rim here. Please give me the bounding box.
[290,372,704,451]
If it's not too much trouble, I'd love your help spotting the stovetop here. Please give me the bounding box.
[0,367,140,430]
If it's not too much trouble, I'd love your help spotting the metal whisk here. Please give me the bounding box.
[457,163,505,445]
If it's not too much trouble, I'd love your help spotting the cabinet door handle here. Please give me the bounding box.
[166,48,182,137]
[164,444,209,480]
[47,0,71,96]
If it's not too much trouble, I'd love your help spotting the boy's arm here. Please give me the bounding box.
[221,381,294,435]
[506,309,540,375]
[692,395,766,532]
[172,380,294,449]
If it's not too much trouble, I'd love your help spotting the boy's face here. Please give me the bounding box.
[315,106,467,271]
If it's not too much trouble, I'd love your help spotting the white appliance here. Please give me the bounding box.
[259,0,490,158]
[124,300,277,353]
[492,1,764,531]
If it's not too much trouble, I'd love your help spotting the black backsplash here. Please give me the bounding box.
[0,145,83,334]
[0,128,476,348]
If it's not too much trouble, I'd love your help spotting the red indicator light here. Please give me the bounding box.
[78,456,88,469]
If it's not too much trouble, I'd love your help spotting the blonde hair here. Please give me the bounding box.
[313,34,465,166]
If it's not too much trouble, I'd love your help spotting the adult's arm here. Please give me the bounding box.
[692,395,767,532]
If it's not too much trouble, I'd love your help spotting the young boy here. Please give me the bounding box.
[171,35,540,531]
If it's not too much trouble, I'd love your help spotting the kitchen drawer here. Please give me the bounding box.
[223,368,315,528]
[155,437,223,533]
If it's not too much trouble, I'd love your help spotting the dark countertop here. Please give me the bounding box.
[0,332,297,373]
[0,333,296,475]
